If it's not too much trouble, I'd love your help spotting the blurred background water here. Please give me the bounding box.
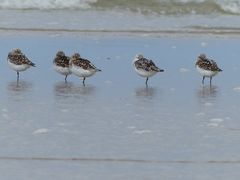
[0,0,240,35]
[0,0,240,14]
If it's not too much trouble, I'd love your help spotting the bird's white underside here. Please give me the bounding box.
[196,65,219,77]
[8,60,30,72]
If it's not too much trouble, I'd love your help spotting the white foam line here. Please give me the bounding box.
[2,27,240,36]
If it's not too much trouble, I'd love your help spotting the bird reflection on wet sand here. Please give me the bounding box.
[135,86,157,98]
[7,81,33,101]
[197,85,218,99]
[7,81,33,93]
[54,82,95,98]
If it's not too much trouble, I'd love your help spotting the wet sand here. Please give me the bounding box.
[0,32,240,179]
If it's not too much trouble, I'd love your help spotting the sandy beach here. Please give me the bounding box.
[0,30,239,179]
[1,0,240,179]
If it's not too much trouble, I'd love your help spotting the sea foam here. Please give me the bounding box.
[0,0,97,10]
[0,0,239,15]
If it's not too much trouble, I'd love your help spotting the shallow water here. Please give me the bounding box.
[0,34,240,179]
[1,9,240,37]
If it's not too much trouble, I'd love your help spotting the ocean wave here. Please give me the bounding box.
[0,0,240,15]
[0,0,98,10]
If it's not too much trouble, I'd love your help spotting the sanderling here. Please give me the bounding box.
[7,48,35,81]
[69,53,101,85]
[133,54,164,85]
[53,51,71,82]
[195,54,222,85]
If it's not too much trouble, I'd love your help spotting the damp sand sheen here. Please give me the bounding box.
[0,1,240,179]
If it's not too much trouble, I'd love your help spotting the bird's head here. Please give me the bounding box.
[56,51,65,57]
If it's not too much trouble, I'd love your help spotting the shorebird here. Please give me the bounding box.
[133,54,164,85]
[7,48,35,81]
[195,54,222,85]
[69,53,101,85]
[53,51,71,82]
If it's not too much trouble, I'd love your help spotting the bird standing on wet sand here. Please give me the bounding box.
[195,54,222,85]
[53,51,71,82]
[133,54,164,85]
[69,53,101,85]
[7,48,36,81]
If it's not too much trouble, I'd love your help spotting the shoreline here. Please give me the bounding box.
[2,27,240,38]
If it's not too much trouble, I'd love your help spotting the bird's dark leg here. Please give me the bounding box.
[65,75,68,82]
[210,76,212,86]
[202,76,205,85]
[145,77,149,86]
[17,71,19,82]
[82,77,86,86]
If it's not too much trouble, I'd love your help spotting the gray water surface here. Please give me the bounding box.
[0,34,240,179]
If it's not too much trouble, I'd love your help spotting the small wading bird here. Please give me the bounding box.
[7,48,36,81]
[133,54,164,85]
[195,54,222,85]
[69,53,101,86]
[53,51,71,82]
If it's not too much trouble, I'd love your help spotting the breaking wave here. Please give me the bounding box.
[0,0,240,15]
[0,0,98,10]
